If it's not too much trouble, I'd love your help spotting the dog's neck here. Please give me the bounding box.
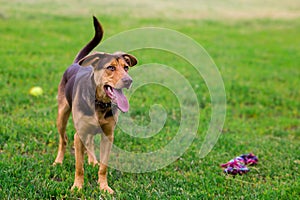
[95,99,116,121]
[95,99,111,109]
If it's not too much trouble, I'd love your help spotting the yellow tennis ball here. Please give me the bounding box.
[29,86,43,96]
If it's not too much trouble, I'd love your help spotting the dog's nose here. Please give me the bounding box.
[122,76,132,88]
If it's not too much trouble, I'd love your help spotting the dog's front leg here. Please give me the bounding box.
[98,124,115,194]
[71,133,85,190]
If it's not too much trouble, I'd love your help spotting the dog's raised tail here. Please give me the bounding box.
[73,16,104,63]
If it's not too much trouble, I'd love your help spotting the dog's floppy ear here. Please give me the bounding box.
[123,54,138,67]
[114,52,138,67]
[78,52,104,67]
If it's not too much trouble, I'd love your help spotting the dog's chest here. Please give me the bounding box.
[95,106,117,125]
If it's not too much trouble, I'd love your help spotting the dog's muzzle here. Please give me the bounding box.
[121,76,133,89]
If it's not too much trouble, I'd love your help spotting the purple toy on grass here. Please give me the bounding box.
[221,153,258,175]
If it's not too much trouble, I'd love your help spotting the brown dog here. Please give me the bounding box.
[53,16,137,194]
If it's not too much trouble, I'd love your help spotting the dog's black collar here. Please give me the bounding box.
[95,100,111,109]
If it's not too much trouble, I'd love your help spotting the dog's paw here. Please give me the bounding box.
[52,161,62,166]
[87,151,99,166]
[71,183,83,191]
[88,158,99,167]
[100,185,114,194]
[53,156,64,165]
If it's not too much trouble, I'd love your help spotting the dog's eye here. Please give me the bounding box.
[107,66,116,71]
[124,66,129,72]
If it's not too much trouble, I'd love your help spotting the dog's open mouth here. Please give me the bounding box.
[104,85,129,112]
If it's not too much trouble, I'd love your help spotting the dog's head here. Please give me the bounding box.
[78,52,137,112]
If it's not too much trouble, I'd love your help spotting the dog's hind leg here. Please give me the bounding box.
[86,135,99,166]
[53,85,71,165]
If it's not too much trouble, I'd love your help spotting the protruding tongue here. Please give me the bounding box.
[112,88,129,112]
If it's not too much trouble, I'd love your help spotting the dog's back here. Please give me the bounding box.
[61,64,80,107]
[59,16,103,107]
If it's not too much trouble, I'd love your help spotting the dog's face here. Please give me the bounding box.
[79,52,137,112]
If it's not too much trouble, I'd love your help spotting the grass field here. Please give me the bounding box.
[1,0,300,199]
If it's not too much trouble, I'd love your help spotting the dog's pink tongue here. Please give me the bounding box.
[113,88,129,112]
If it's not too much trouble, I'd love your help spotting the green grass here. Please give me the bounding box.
[1,1,300,199]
